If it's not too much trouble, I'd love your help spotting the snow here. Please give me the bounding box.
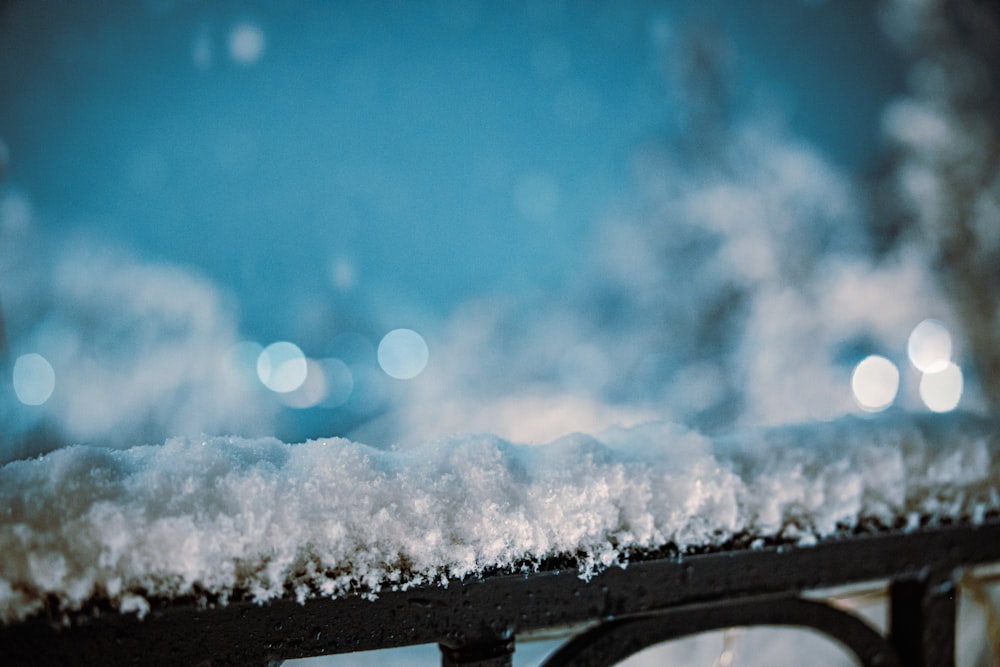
[1,413,996,625]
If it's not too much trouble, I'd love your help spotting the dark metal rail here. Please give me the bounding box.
[2,518,999,666]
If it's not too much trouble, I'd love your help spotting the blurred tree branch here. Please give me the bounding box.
[880,0,1000,408]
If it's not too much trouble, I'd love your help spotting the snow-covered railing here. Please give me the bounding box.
[3,519,999,666]
[1,414,998,665]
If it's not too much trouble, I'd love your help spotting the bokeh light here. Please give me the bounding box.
[277,358,327,409]
[272,356,358,410]
[329,257,357,292]
[318,358,354,407]
[12,353,55,406]
[0,189,32,234]
[228,21,265,65]
[907,318,952,373]
[919,362,963,412]
[191,26,213,70]
[257,342,308,393]
[851,355,899,412]
[377,329,429,380]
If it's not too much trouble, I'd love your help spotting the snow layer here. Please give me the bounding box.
[1,414,997,624]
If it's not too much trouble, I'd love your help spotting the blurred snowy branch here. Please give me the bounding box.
[878,0,1000,408]
[390,15,975,443]
[0,200,277,461]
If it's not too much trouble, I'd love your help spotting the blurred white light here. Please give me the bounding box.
[851,355,899,412]
[907,318,952,373]
[513,172,560,221]
[319,358,354,407]
[919,362,963,413]
[377,329,429,380]
[228,21,265,65]
[192,27,213,70]
[257,342,308,393]
[13,353,55,406]
[223,341,264,390]
[0,189,33,234]
[329,257,357,292]
[278,359,326,409]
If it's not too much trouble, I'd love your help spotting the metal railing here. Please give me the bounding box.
[2,517,999,666]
